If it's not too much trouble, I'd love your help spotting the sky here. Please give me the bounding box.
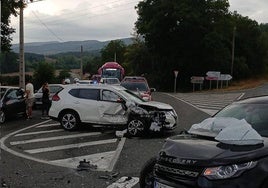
[9,0,268,44]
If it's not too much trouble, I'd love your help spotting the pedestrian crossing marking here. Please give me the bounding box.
[25,138,118,154]
[15,129,63,137]
[10,132,101,145]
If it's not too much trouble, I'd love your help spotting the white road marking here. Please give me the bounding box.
[36,123,60,128]
[25,138,118,154]
[10,132,101,145]
[50,138,126,172]
[107,177,139,188]
[15,129,64,137]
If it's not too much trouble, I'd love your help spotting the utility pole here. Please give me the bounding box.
[231,26,236,76]
[19,0,25,88]
[80,45,83,79]
[0,0,2,54]
[18,0,44,88]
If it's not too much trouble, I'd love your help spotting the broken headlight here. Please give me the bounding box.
[203,161,257,180]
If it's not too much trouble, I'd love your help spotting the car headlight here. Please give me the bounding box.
[203,161,257,180]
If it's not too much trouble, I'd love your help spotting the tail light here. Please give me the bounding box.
[52,94,60,101]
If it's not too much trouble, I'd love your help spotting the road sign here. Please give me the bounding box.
[205,76,218,80]
[219,74,232,81]
[206,71,220,79]
[174,70,179,78]
[191,76,204,84]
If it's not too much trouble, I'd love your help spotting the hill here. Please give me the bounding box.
[11,38,134,55]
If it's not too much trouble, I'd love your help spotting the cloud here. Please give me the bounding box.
[10,0,268,44]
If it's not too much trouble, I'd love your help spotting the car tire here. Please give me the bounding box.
[60,111,80,131]
[127,118,146,136]
[0,111,6,124]
[139,156,157,188]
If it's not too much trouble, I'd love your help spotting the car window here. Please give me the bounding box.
[6,89,18,99]
[102,90,120,102]
[78,89,100,100]
[49,86,63,93]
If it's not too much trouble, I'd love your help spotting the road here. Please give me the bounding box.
[0,84,267,187]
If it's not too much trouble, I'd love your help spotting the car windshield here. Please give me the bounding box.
[0,88,8,100]
[214,103,268,137]
[120,82,149,92]
[105,79,120,84]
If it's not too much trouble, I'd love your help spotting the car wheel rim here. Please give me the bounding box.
[144,171,154,187]
[62,113,76,129]
[128,119,144,136]
[0,111,5,124]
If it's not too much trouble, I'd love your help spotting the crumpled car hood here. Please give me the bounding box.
[159,135,268,166]
[139,101,173,110]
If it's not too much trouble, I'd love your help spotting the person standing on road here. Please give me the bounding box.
[41,82,50,119]
[25,78,35,119]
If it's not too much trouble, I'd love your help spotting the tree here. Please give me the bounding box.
[1,0,22,52]
[135,0,267,90]
[33,62,56,88]
[101,40,126,64]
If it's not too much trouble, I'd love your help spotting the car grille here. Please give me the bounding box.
[155,158,203,183]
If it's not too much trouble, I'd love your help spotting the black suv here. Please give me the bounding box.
[140,95,268,188]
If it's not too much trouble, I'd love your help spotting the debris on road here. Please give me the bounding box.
[115,129,127,138]
[99,172,120,180]
[77,159,97,171]
[106,176,139,188]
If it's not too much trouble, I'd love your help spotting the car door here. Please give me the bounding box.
[3,89,25,115]
[97,89,128,125]
[74,88,101,124]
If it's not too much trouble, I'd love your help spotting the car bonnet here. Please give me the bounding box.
[139,101,174,110]
[159,135,268,166]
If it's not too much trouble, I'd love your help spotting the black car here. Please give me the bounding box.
[140,95,268,188]
[0,86,26,123]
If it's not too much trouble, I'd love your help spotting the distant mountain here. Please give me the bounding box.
[11,38,134,55]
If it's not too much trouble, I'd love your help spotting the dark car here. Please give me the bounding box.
[0,86,26,123]
[120,76,156,101]
[140,95,268,188]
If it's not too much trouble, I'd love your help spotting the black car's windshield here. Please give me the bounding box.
[214,103,268,137]
[120,82,149,92]
[0,88,8,100]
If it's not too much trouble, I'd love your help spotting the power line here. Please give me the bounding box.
[26,0,139,25]
[31,11,64,42]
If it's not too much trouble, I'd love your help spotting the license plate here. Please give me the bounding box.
[154,181,174,188]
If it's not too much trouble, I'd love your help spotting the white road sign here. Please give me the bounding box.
[206,71,221,79]
[219,74,232,81]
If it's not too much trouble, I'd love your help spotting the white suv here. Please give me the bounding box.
[49,84,177,136]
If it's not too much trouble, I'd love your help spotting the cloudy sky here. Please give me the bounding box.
[10,0,268,44]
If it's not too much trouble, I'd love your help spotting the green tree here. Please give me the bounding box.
[33,62,56,88]
[135,0,267,90]
[1,0,21,52]
[101,40,126,64]
[57,69,71,83]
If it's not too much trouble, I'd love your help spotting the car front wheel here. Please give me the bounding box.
[60,111,80,131]
[0,111,6,124]
[127,118,145,136]
[140,156,157,188]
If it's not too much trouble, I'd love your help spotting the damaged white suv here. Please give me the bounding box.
[49,84,177,136]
